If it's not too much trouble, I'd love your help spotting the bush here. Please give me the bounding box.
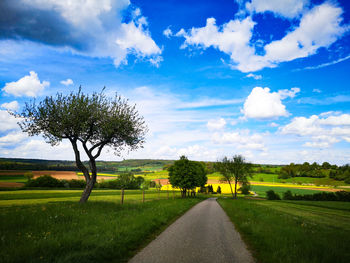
[26,175,64,188]
[217,186,221,194]
[240,184,251,195]
[68,179,86,188]
[266,190,281,200]
[283,190,293,200]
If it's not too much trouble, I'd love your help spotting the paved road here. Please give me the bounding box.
[129,198,255,263]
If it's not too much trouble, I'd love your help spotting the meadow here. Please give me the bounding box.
[0,196,201,263]
[218,198,350,263]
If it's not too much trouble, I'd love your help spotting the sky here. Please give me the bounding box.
[0,0,350,165]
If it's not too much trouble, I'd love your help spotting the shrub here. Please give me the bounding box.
[240,184,251,195]
[26,175,64,188]
[266,190,281,200]
[217,186,221,194]
[68,179,86,188]
[283,190,293,200]
[259,177,264,182]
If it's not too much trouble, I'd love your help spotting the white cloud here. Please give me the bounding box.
[163,27,173,38]
[280,113,350,148]
[5,0,161,68]
[0,110,20,132]
[301,54,350,71]
[177,3,347,72]
[313,88,321,93]
[0,131,27,145]
[246,0,309,19]
[246,73,262,80]
[2,71,49,97]
[242,87,294,119]
[207,118,226,130]
[1,101,19,111]
[270,122,279,127]
[60,78,73,86]
[115,20,162,67]
[278,87,300,99]
[212,130,267,151]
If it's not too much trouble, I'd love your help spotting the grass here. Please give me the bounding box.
[0,198,202,263]
[218,198,350,263]
[250,185,325,198]
[0,189,182,206]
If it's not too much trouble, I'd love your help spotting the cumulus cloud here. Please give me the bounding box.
[280,113,350,148]
[0,0,162,68]
[207,118,226,130]
[242,87,299,119]
[2,71,49,97]
[177,3,347,72]
[245,0,309,19]
[0,131,26,145]
[60,78,73,86]
[1,101,19,111]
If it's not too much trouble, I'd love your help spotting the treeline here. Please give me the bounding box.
[266,189,350,202]
[279,162,350,183]
[25,173,154,190]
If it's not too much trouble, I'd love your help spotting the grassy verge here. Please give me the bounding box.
[218,198,350,263]
[0,198,202,263]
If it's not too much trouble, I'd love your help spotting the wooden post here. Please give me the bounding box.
[167,185,169,199]
[172,189,175,199]
[142,189,145,203]
[121,189,124,205]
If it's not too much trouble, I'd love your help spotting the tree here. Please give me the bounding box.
[14,88,147,203]
[168,156,207,197]
[215,155,252,199]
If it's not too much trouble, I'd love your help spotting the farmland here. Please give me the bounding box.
[218,198,350,263]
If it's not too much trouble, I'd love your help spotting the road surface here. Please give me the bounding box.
[129,198,255,263]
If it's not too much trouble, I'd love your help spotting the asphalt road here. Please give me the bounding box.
[129,198,255,263]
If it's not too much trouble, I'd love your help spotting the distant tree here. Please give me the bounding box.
[266,190,281,200]
[215,155,252,199]
[217,185,221,194]
[168,156,207,197]
[14,88,147,203]
[322,162,331,169]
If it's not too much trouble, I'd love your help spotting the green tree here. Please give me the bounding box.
[215,155,252,199]
[14,88,147,203]
[168,156,207,197]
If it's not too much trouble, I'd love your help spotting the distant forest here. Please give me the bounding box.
[0,158,174,172]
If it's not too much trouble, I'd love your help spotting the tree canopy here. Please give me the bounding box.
[215,155,252,198]
[14,88,147,202]
[168,156,207,197]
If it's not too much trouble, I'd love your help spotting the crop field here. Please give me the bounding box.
[218,198,350,263]
[0,197,201,263]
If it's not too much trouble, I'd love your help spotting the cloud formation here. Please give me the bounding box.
[207,118,226,130]
[60,78,73,86]
[0,0,162,68]
[176,2,347,72]
[1,101,19,111]
[242,87,299,119]
[2,71,49,97]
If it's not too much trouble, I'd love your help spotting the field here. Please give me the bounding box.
[0,192,201,263]
[218,198,350,263]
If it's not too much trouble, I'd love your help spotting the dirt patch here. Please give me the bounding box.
[33,171,79,180]
[0,182,25,188]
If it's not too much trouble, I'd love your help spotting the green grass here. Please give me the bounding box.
[251,185,324,198]
[0,189,182,206]
[218,198,350,263]
[0,174,27,183]
[0,198,201,263]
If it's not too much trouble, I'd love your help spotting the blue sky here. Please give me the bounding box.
[0,0,350,164]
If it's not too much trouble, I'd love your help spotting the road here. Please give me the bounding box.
[129,198,255,263]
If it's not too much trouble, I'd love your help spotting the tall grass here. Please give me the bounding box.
[0,198,201,263]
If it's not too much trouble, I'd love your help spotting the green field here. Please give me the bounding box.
[0,189,182,206]
[0,197,201,263]
[250,185,325,197]
[218,198,350,263]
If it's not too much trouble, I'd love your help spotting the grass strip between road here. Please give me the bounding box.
[218,198,350,263]
[0,198,202,263]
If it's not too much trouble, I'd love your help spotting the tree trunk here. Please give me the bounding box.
[234,177,238,199]
[142,189,145,203]
[228,180,234,199]
[80,179,95,203]
[121,188,125,204]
